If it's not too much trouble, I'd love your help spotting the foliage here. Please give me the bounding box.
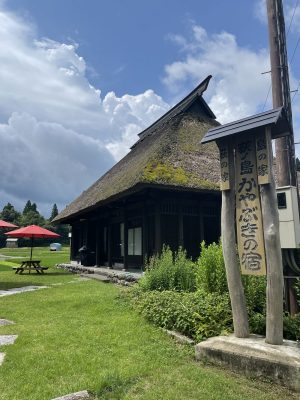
[132,289,232,341]
[283,313,300,341]
[136,241,300,341]
[138,246,197,292]
[196,241,228,295]
[296,157,300,172]
[0,202,21,224]
[50,203,59,221]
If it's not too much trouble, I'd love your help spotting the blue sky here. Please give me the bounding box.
[1,0,300,216]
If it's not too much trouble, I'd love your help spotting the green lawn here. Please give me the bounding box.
[0,248,297,400]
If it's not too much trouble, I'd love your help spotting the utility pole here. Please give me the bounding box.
[266,0,296,186]
[266,0,299,315]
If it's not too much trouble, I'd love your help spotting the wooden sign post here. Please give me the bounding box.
[218,140,249,338]
[202,107,288,346]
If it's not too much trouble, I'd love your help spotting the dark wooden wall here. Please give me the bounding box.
[70,188,221,269]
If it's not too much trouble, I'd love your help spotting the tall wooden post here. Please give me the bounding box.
[218,141,249,338]
[260,127,283,345]
[155,202,162,254]
[124,209,128,270]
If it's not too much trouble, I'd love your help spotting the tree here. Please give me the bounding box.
[50,204,58,221]
[23,200,32,214]
[296,157,300,172]
[0,203,21,224]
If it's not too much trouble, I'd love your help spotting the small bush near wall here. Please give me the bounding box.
[139,246,197,292]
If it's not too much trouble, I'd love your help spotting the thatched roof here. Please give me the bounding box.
[54,76,221,223]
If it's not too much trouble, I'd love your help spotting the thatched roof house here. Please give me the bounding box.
[55,76,221,269]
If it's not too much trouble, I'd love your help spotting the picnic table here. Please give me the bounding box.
[13,260,48,274]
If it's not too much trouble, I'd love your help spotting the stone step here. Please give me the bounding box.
[0,335,18,346]
[51,390,90,400]
[80,273,110,283]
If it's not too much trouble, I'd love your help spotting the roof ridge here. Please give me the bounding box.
[131,75,214,149]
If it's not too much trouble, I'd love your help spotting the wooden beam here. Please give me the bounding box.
[123,209,128,270]
[107,221,112,269]
[155,201,161,254]
[260,126,283,345]
[219,140,250,338]
[142,205,148,266]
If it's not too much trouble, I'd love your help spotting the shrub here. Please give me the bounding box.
[139,246,197,292]
[196,241,228,295]
[283,313,300,341]
[134,289,232,342]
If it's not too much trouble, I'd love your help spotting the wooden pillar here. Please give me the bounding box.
[95,221,100,267]
[219,141,249,338]
[123,209,128,270]
[70,225,74,260]
[142,205,148,266]
[107,220,112,269]
[178,205,184,248]
[155,201,161,254]
[199,206,204,243]
[260,127,283,345]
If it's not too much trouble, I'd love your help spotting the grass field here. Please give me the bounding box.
[0,247,297,400]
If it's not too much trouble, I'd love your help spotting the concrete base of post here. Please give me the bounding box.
[195,334,300,392]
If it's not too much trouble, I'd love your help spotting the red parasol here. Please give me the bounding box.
[6,225,60,261]
[0,220,18,228]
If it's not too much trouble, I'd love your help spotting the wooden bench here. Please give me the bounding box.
[12,261,48,274]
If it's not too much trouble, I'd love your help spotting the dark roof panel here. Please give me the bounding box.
[201,107,290,144]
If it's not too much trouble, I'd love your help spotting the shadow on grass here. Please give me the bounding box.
[92,373,138,400]
[0,282,45,290]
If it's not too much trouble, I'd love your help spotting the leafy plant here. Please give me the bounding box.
[139,246,197,292]
[196,241,228,295]
[133,289,232,342]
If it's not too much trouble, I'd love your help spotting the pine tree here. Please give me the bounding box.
[296,157,300,172]
[50,204,59,221]
[23,200,32,214]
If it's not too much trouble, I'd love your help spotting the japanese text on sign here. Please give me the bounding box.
[236,136,266,276]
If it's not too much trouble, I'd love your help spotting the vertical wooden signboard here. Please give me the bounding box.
[219,142,230,191]
[235,135,267,276]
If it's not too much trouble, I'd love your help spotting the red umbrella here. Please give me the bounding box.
[0,220,18,228]
[6,225,60,261]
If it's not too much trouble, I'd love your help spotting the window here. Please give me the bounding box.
[128,227,142,255]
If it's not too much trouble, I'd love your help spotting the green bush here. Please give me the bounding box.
[197,241,228,295]
[139,246,197,292]
[283,313,300,341]
[134,242,300,342]
[134,289,232,342]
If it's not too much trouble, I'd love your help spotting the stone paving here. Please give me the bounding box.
[51,390,90,400]
[0,320,16,366]
[0,319,14,326]
[0,285,48,297]
[0,335,18,346]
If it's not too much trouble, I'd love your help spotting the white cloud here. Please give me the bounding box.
[164,25,271,123]
[0,5,169,216]
[254,0,267,24]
